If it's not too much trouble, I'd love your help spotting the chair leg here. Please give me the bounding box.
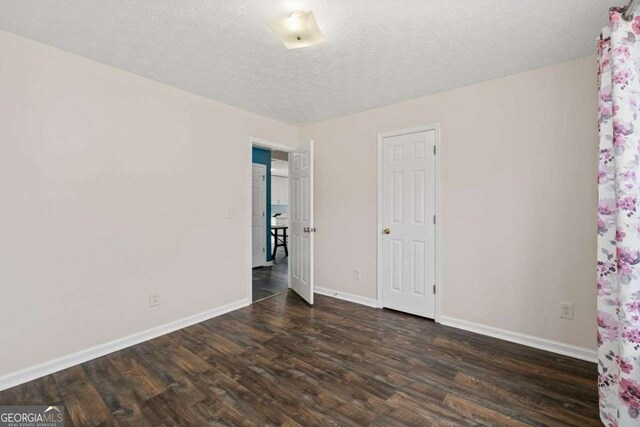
[284,231,288,257]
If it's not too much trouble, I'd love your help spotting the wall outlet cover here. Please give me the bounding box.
[560,302,573,320]
[354,269,361,280]
[149,292,160,307]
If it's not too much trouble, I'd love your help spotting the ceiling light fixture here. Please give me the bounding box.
[269,11,325,50]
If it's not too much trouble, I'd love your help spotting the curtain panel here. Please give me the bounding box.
[598,7,640,426]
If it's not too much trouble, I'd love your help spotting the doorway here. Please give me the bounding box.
[251,147,289,302]
[249,138,315,305]
[377,125,441,319]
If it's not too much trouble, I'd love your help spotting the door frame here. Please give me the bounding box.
[247,137,294,302]
[376,124,443,322]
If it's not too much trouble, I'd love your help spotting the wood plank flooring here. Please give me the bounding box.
[0,292,599,426]
[252,255,288,302]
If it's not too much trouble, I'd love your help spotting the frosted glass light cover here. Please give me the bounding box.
[269,11,325,49]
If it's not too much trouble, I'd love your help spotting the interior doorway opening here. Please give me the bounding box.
[249,137,314,306]
[251,147,290,302]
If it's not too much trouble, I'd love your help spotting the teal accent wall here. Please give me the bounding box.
[252,147,271,262]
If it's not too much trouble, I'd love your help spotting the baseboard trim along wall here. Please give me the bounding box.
[439,316,597,363]
[0,297,251,392]
[311,289,596,363]
[314,286,378,308]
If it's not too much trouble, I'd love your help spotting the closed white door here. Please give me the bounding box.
[289,140,314,305]
[252,163,267,268]
[381,130,436,318]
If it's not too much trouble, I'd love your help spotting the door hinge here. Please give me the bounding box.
[262,175,265,181]
[433,145,436,155]
[262,211,265,217]
[433,215,436,225]
[263,247,265,253]
[433,284,436,294]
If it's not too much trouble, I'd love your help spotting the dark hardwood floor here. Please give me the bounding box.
[252,254,288,302]
[0,291,599,426]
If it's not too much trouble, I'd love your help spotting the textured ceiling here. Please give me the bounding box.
[0,0,611,124]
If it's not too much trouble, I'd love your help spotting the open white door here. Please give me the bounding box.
[289,140,314,304]
[251,163,267,268]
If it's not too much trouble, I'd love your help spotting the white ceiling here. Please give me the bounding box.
[0,0,611,124]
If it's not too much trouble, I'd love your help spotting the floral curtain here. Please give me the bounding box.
[598,8,640,426]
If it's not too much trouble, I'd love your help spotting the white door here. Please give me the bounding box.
[252,163,267,268]
[381,129,436,318]
[289,140,314,304]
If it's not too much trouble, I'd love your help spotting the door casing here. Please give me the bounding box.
[376,124,443,323]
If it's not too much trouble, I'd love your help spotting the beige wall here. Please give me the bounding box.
[0,25,598,382]
[300,55,598,350]
[0,30,297,377]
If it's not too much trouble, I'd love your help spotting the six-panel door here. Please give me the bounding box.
[289,140,314,305]
[251,163,267,268]
[381,130,436,318]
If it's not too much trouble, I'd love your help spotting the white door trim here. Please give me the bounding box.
[248,137,294,303]
[376,124,443,323]
[251,137,295,153]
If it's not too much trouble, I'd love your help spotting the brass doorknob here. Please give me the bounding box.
[383,228,391,235]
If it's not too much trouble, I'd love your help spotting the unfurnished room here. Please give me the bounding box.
[0,1,638,426]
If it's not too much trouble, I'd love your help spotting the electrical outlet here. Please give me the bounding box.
[149,292,160,307]
[225,207,233,220]
[354,269,361,280]
[560,302,573,320]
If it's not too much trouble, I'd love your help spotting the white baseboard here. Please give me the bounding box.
[315,286,378,308]
[252,261,273,268]
[439,316,597,363]
[0,297,251,392]
[0,297,596,393]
